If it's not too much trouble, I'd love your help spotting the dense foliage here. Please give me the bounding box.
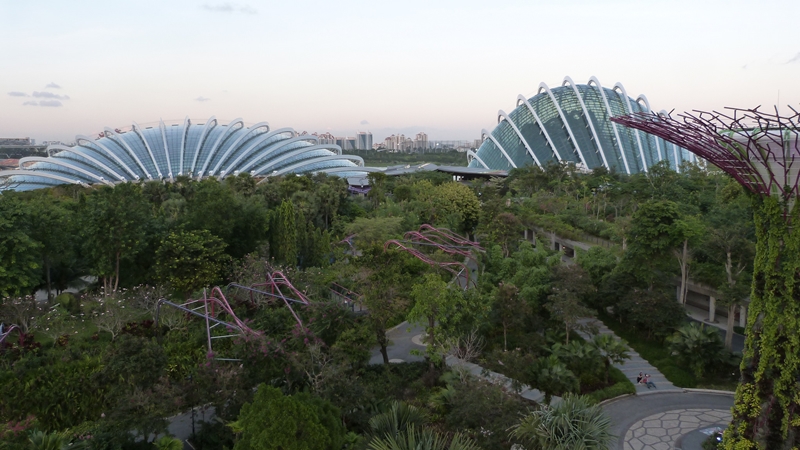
[0,159,756,450]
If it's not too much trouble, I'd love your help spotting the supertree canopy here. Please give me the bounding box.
[612,106,800,449]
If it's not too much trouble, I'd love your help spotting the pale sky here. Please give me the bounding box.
[2,0,799,143]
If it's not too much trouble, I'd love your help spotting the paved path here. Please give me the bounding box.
[368,321,426,365]
[577,317,680,394]
[602,392,733,450]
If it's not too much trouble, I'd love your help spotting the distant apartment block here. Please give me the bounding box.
[356,132,373,151]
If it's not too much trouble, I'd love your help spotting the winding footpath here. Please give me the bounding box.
[576,317,734,450]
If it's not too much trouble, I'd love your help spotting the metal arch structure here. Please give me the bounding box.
[498,110,541,166]
[466,149,490,169]
[218,127,297,178]
[268,154,365,178]
[198,118,244,178]
[104,128,154,180]
[482,129,517,169]
[179,116,191,175]
[0,170,88,187]
[77,135,140,180]
[538,81,589,165]
[587,76,631,174]
[19,157,114,186]
[517,94,562,162]
[253,144,341,175]
[612,83,648,172]
[635,95,663,162]
[210,121,269,177]
[158,119,174,180]
[46,145,126,181]
[241,135,321,175]
[132,122,164,179]
[189,116,218,176]
[562,76,610,170]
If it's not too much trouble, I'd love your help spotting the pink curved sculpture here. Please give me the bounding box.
[0,324,20,346]
[384,239,472,286]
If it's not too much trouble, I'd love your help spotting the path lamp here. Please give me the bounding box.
[612,106,800,449]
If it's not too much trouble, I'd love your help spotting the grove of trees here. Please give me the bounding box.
[0,160,756,450]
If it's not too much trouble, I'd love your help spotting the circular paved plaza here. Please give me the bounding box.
[601,392,734,450]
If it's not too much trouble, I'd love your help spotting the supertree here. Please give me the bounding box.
[612,106,800,449]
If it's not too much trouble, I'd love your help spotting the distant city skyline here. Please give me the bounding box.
[2,0,798,144]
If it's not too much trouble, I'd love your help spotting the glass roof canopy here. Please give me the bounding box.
[0,116,369,191]
[468,77,695,174]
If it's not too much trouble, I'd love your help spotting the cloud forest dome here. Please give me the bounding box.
[467,76,696,174]
[0,116,371,191]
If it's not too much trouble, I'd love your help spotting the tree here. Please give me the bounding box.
[368,401,427,439]
[667,322,726,379]
[367,172,388,208]
[0,197,41,297]
[270,199,298,266]
[431,182,481,236]
[527,355,579,405]
[233,384,338,450]
[368,425,479,450]
[80,183,150,294]
[673,215,705,305]
[701,187,754,350]
[545,265,594,345]
[509,394,613,450]
[356,247,425,364]
[485,212,522,257]
[492,282,529,352]
[592,334,631,385]
[26,194,75,301]
[154,229,229,299]
[408,273,465,370]
[625,200,685,288]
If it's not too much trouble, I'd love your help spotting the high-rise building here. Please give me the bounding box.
[356,132,372,150]
[414,132,428,151]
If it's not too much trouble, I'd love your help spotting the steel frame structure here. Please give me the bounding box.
[384,224,483,288]
[610,106,800,212]
[155,286,260,361]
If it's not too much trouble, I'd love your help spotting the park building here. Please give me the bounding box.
[468,76,696,174]
[0,116,374,192]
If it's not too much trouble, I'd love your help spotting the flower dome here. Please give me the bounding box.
[0,116,371,191]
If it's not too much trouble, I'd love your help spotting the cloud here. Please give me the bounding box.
[787,52,800,64]
[8,91,28,97]
[33,91,70,100]
[23,100,64,107]
[360,120,370,125]
[45,82,61,89]
[202,3,256,14]
[195,96,211,102]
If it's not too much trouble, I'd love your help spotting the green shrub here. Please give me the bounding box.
[585,381,636,404]
[659,365,696,388]
[733,326,745,335]
[55,292,80,314]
